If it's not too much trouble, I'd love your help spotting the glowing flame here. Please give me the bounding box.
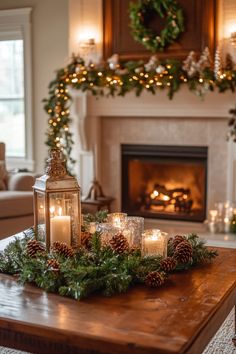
[150,190,159,199]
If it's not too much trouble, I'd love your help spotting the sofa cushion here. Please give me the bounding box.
[0,191,33,218]
[0,161,7,190]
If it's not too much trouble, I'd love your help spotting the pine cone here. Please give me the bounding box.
[172,235,186,248]
[47,259,60,271]
[160,257,177,272]
[174,241,193,264]
[51,241,74,258]
[81,231,92,249]
[109,233,129,254]
[145,271,165,288]
[26,240,46,258]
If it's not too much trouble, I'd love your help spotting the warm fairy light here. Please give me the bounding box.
[199,78,203,83]
[98,72,103,76]
[162,195,170,201]
[150,190,159,199]
[71,78,78,83]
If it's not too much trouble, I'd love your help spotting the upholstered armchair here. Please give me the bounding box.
[0,143,35,239]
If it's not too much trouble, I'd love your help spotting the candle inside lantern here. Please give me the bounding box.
[142,229,167,257]
[50,207,71,245]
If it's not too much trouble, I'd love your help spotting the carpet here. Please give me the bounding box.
[0,309,235,354]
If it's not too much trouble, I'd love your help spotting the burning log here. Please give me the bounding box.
[143,184,193,213]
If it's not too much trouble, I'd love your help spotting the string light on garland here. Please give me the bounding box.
[43,50,236,173]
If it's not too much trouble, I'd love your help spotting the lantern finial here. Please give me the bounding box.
[46,148,67,178]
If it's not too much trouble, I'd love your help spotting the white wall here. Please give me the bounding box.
[0,0,69,173]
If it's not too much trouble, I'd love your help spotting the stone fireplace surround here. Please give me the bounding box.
[72,88,236,231]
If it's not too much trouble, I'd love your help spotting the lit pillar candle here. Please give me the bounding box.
[142,229,167,257]
[107,213,127,229]
[50,207,71,245]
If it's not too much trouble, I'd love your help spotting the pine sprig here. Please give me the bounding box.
[83,210,108,224]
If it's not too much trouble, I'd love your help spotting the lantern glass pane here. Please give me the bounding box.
[49,192,79,247]
[36,192,46,242]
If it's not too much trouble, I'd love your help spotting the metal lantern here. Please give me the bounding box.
[33,149,81,249]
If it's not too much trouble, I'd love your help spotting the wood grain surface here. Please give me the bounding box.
[0,240,235,354]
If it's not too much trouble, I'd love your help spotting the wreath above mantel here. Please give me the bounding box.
[129,0,185,52]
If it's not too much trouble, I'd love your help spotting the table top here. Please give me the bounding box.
[0,237,235,354]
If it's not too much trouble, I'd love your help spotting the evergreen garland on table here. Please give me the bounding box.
[129,0,184,52]
[43,51,236,173]
[0,228,218,300]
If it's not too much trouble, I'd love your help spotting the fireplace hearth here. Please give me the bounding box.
[122,144,208,222]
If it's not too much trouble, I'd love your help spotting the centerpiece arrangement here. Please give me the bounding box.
[0,149,217,300]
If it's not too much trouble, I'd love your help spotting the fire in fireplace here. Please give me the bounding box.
[121,144,208,222]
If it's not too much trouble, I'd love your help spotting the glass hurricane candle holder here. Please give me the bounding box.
[126,216,144,247]
[107,213,127,229]
[142,229,168,257]
[97,222,118,246]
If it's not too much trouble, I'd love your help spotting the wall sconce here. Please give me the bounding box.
[230,32,236,46]
[79,38,97,63]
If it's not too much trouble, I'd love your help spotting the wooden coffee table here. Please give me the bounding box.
[0,236,235,354]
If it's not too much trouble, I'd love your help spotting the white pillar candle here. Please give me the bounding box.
[50,207,71,245]
[142,229,166,257]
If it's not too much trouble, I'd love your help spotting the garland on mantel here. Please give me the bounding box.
[43,51,236,172]
[0,221,217,300]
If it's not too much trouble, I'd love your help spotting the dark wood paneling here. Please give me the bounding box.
[103,0,217,60]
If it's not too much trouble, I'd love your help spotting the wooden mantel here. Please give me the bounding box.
[0,239,235,354]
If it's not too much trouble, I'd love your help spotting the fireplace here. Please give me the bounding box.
[121,144,208,222]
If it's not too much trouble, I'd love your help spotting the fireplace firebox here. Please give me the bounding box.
[121,144,208,222]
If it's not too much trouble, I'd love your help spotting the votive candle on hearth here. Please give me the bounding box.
[142,229,168,257]
[107,213,127,229]
[209,210,218,222]
[208,209,219,233]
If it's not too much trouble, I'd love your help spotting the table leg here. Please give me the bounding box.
[233,306,236,347]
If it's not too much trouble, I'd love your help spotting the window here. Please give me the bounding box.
[0,8,33,169]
